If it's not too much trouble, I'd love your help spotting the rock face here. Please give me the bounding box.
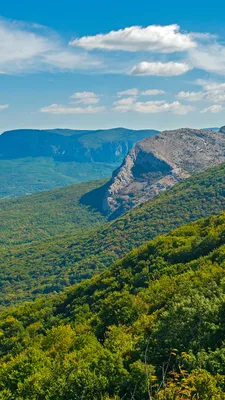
[95,128,225,218]
[0,128,159,164]
[220,126,225,134]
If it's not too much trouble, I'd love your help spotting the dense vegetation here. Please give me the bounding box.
[0,158,116,199]
[0,163,225,306]
[1,213,225,398]
[0,179,107,246]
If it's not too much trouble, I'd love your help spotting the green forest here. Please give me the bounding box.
[0,178,107,246]
[0,158,117,199]
[0,212,225,399]
[0,162,225,306]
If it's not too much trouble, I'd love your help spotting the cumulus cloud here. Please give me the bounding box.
[198,81,225,91]
[0,18,101,74]
[40,104,105,114]
[129,61,191,76]
[178,81,225,103]
[0,104,9,111]
[117,88,139,96]
[201,104,223,113]
[70,91,100,105]
[177,91,205,102]
[113,98,193,115]
[117,88,165,97]
[141,89,165,95]
[70,24,196,53]
[190,44,225,75]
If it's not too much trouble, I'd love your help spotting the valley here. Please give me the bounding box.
[2,3,225,397]
[1,160,225,306]
[1,125,225,399]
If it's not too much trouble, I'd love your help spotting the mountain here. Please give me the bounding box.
[0,127,159,198]
[0,127,158,163]
[1,162,225,306]
[84,128,225,218]
[1,212,225,399]
[220,125,225,134]
[202,127,220,132]
[0,179,107,246]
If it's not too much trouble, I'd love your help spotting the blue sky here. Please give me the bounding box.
[1,0,225,132]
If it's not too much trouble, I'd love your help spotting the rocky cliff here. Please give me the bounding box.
[83,128,225,218]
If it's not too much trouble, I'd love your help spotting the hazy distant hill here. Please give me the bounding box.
[0,127,158,198]
[0,127,159,162]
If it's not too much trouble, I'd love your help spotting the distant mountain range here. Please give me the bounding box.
[0,127,159,163]
[0,127,159,198]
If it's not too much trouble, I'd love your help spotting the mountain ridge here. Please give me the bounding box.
[0,127,159,163]
[85,127,225,217]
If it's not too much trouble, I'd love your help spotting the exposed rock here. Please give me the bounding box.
[220,126,225,134]
[95,128,225,218]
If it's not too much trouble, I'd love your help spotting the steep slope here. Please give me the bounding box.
[0,179,107,246]
[0,127,158,198]
[87,128,225,217]
[1,162,225,306]
[1,213,225,399]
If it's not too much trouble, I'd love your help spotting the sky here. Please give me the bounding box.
[1,0,225,132]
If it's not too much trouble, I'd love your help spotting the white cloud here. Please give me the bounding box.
[70,91,100,105]
[0,18,101,74]
[200,81,225,91]
[178,81,225,103]
[70,24,196,53]
[129,61,191,76]
[190,44,225,75]
[117,88,139,96]
[113,98,193,115]
[177,91,205,102]
[117,88,165,97]
[201,104,223,113]
[0,104,8,111]
[40,104,105,114]
[141,89,165,95]
[113,97,136,107]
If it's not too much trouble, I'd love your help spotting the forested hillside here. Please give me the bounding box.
[0,179,107,246]
[1,163,225,306]
[0,158,116,199]
[1,212,225,399]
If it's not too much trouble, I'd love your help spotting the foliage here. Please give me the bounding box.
[1,163,225,306]
[0,157,116,199]
[1,213,225,398]
[0,178,108,246]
